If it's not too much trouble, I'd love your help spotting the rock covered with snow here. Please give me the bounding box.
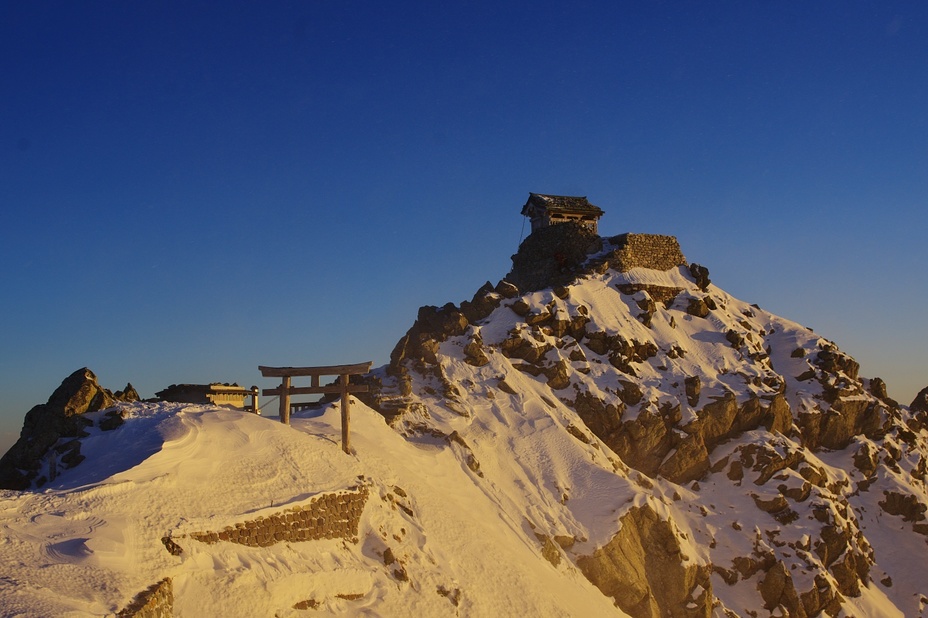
[0,367,133,490]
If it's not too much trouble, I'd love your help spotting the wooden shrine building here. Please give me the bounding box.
[521,193,605,235]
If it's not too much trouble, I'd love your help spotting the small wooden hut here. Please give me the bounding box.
[521,193,605,234]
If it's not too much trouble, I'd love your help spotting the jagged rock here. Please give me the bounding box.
[114,383,140,402]
[659,433,710,484]
[617,380,644,406]
[585,331,610,355]
[634,293,656,327]
[525,307,552,326]
[879,491,927,523]
[758,561,803,615]
[500,334,551,365]
[0,368,118,490]
[684,376,701,407]
[463,338,490,367]
[364,225,921,616]
[389,303,470,369]
[725,329,744,348]
[688,263,711,291]
[753,494,789,514]
[535,534,561,567]
[546,360,572,390]
[814,347,859,380]
[867,377,889,401]
[798,398,885,450]
[460,281,501,324]
[686,297,710,318]
[609,409,676,477]
[417,303,468,338]
[568,391,624,439]
[494,279,520,298]
[799,574,844,617]
[510,299,531,317]
[852,443,878,477]
[577,504,713,618]
[567,344,587,362]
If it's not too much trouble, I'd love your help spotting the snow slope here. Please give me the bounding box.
[0,401,626,616]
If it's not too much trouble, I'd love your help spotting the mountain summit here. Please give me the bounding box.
[1,223,926,617]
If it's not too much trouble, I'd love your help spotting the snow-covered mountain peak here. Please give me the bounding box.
[2,225,926,617]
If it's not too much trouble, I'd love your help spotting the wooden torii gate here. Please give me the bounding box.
[259,362,372,454]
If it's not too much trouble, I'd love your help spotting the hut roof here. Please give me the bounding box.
[521,193,604,217]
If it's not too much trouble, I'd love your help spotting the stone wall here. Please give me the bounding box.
[117,578,173,618]
[507,223,603,292]
[605,233,687,272]
[178,486,369,548]
[507,227,687,294]
[616,283,683,305]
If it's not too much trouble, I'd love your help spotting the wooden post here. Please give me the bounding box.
[340,374,350,454]
[279,375,291,425]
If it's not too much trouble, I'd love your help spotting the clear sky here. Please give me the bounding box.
[2,1,926,452]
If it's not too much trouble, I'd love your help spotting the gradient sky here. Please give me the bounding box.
[2,1,926,452]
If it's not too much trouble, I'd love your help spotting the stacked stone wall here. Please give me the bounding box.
[616,283,683,305]
[180,486,369,548]
[508,223,602,292]
[607,233,687,272]
[117,578,173,618]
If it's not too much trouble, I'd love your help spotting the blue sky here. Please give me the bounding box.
[2,1,926,451]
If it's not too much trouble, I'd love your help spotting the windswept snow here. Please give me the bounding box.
[0,401,627,616]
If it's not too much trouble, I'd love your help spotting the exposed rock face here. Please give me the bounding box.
[577,504,712,618]
[0,368,119,489]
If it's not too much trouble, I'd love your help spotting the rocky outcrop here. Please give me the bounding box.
[0,368,120,489]
[577,504,712,618]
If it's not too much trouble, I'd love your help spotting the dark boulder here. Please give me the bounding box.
[688,263,711,291]
[686,297,710,318]
[684,376,701,407]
